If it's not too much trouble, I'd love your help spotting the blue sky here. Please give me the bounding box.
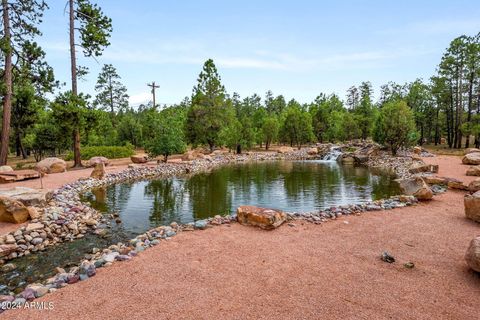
[37,0,480,106]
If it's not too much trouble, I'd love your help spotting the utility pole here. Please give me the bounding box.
[147,81,160,108]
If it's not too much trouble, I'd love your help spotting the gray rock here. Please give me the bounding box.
[194,220,208,230]
[381,251,395,263]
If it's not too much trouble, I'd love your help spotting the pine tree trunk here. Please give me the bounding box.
[69,0,82,167]
[0,0,12,165]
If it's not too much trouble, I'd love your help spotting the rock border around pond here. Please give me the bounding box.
[0,146,423,310]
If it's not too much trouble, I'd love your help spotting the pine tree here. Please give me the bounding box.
[94,64,129,118]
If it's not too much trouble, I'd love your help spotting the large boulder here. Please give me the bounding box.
[90,162,106,180]
[466,166,480,176]
[468,178,480,193]
[413,146,422,155]
[130,155,148,164]
[341,155,355,164]
[0,187,52,207]
[465,236,480,272]
[397,177,433,201]
[462,153,480,165]
[34,157,67,174]
[87,156,109,167]
[464,148,480,155]
[0,166,13,172]
[181,150,204,161]
[277,146,294,154]
[0,196,30,223]
[237,206,287,230]
[464,191,480,223]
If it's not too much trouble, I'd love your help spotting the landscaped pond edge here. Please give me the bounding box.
[0,147,421,310]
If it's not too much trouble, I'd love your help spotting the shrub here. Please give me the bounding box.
[64,145,134,161]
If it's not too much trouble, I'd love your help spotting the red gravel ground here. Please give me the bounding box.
[3,155,480,319]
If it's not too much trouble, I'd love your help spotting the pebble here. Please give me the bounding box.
[194,220,208,230]
[1,263,17,272]
[381,251,396,263]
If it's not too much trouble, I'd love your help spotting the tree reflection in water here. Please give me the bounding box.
[87,161,400,235]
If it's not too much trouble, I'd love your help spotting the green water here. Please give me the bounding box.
[0,160,400,293]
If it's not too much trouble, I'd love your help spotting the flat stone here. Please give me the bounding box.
[0,244,17,257]
[25,222,44,231]
[237,205,287,230]
[0,187,52,207]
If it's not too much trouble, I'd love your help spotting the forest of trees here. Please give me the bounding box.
[1,1,480,165]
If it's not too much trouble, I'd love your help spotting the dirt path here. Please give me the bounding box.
[3,156,480,319]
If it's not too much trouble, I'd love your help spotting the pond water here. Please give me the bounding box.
[0,160,400,293]
[86,160,400,235]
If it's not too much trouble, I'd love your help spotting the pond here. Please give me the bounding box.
[0,160,400,293]
[86,160,400,236]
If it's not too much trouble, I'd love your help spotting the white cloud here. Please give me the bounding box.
[129,91,151,105]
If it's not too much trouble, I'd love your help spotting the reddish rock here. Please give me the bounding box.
[397,177,433,201]
[277,146,294,154]
[0,244,17,258]
[468,178,480,193]
[465,191,480,223]
[466,166,480,176]
[0,196,30,223]
[465,236,480,272]
[34,157,67,174]
[237,206,287,230]
[462,153,480,165]
[464,148,480,155]
[131,155,148,164]
[90,162,106,180]
[88,156,109,167]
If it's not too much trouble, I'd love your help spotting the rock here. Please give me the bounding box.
[0,166,13,172]
[277,146,294,154]
[423,176,449,185]
[90,162,106,180]
[181,150,204,161]
[0,196,30,224]
[194,220,208,230]
[34,157,67,174]
[1,262,16,272]
[0,244,17,257]
[79,260,96,277]
[381,251,395,263]
[27,207,39,220]
[130,155,148,164]
[87,156,109,167]
[353,154,369,164]
[462,153,480,165]
[306,147,318,155]
[408,163,439,174]
[447,178,468,190]
[103,252,119,263]
[5,234,15,244]
[397,177,433,201]
[468,178,480,193]
[115,254,131,261]
[20,288,35,300]
[413,146,422,155]
[25,222,43,231]
[404,262,415,269]
[465,236,480,272]
[466,166,480,176]
[341,155,355,164]
[237,205,287,230]
[464,191,480,223]
[28,284,49,298]
[84,219,97,226]
[0,187,52,207]
[464,148,480,155]
[31,237,43,245]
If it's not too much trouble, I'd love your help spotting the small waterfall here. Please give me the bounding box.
[322,146,342,161]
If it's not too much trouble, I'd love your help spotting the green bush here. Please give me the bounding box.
[64,145,134,161]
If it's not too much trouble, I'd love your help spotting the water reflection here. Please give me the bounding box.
[88,161,399,234]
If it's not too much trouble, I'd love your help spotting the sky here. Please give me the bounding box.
[37,0,480,106]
